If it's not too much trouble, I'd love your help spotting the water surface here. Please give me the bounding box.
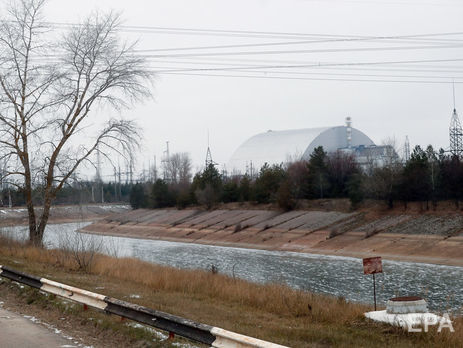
[2,222,462,314]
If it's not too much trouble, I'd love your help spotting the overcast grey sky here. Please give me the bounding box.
[44,0,463,178]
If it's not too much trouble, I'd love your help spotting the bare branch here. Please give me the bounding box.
[0,0,153,245]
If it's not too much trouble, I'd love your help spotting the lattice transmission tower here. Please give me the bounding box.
[450,108,463,158]
[450,83,463,158]
[205,146,217,168]
[205,131,217,168]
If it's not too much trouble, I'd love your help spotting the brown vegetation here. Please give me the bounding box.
[0,235,461,347]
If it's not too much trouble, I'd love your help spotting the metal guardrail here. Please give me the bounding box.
[0,265,288,348]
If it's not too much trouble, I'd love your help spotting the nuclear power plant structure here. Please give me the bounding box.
[228,118,396,175]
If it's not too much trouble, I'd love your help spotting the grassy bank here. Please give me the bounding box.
[0,236,461,347]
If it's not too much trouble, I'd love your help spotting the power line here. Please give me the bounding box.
[146,57,463,73]
[158,71,463,84]
[27,55,463,78]
[21,58,463,80]
[31,35,463,59]
[135,43,463,59]
[9,21,463,84]
[29,53,463,75]
[136,59,463,74]
[144,59,463,74]
[132,39,457,54]
[150,67,463,80]
[135,53,463,69]
[299,0,463,6]
[44,21,463,43]
[133,35,463,53]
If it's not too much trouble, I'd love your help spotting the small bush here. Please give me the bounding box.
[56,231,103,272]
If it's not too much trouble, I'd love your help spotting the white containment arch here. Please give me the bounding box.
[228,125,375,173]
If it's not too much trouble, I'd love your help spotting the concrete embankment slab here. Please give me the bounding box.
[178,210,226,227]
[82,208,463,266]
[281,231,331,251]
[355,215,412,233]
[384,215,463,236]
[252,211,307,231]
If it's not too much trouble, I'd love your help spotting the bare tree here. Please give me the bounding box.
[363,138,402,208]
[165,152,192,185]
[0,0,153,245]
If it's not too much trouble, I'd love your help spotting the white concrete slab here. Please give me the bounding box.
[365,310,451,330]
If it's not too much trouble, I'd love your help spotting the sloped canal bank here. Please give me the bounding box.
[1,221,462,314]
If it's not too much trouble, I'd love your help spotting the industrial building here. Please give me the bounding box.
[227,118,396,174]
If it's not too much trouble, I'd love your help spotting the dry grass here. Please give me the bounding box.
[94,256,365,320]
[0,235,461,347]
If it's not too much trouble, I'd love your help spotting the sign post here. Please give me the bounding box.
[363,256,383,311]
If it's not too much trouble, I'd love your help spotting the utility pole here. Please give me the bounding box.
[130,157,134,185]
[118,163,122,199]
[153,155,157,181]
[404,136,410,162]
[162,141,170,181]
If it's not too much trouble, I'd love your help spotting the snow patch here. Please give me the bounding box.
[24,315,40,323]
[41,319,93,347]
[97,205,130,211]
[126,322,199,348]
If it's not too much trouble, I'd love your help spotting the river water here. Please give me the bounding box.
[1,222,462,314]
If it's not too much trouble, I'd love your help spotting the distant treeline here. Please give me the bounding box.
[3,145,461,210]
[129,145,463,211]
[1,182,132,207]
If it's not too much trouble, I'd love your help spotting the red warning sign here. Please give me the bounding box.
[363,256,383,275]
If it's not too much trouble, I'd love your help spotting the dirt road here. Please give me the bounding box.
[0,307,82,347]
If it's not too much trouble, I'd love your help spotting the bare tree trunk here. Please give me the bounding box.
[26,193,38,244]
[36,198,52,244]
[24,167,39,245]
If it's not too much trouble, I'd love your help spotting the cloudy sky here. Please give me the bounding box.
[43,0,463,178]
